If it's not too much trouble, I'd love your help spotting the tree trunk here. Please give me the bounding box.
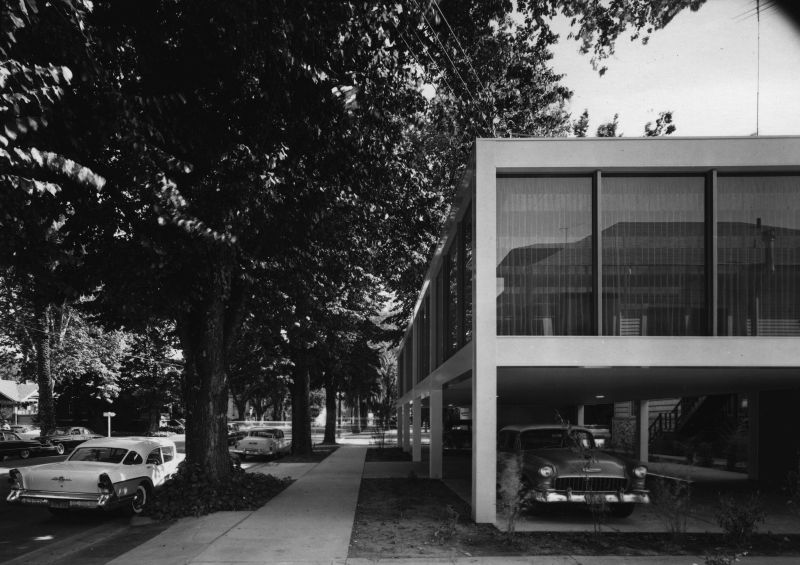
[178,295,230,481]
[233,396,247,421]
[291,366,312,455]
[33,299,56,435]
[323,373,337,444]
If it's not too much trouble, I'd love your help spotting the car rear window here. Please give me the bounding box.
[251,431,276,438]
[69,447,128,463]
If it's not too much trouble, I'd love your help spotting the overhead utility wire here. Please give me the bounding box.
[429,0,488,95]
[401,30,481,146]
[409,0,493,131]
[733,0,777,21]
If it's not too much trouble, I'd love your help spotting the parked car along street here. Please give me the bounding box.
[498,424,650,518]
[7,436,183,515]
[0,431,51,460]
[38,426,102,455]
[230,427,290,460]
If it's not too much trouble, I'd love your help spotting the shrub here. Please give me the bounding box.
[497,452,529,536]
[145,457,292,521]
[650,476,691,536]
[431,504,459,544]
[714,492,766,545]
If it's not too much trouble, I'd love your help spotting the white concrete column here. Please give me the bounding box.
[637,399,649,463]
[402,402,411,452]
[472,140,497,523]
[429,388,443,479]
[577,405,585,426]
[747,392,759,480]
[396,406,404,449]
[412,396,422,462]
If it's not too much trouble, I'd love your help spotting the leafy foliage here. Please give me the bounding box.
[715,492,766,545]
[145,458,292,521]
[645,110,677,136]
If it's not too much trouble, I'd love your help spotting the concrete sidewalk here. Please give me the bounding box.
[108,445,367,565]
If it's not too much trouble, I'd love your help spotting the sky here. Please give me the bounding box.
[548,0,800,137]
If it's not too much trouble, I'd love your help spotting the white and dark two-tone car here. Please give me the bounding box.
[230,427,291,460]
[498,424,650,517]
[7,436,182,515]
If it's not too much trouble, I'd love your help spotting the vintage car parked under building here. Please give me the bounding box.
[498,425,649,517]
[230,427,290,460]
[7,436,182,515]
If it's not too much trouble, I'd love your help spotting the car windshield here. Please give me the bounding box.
[519,429,595,450]
[250,431,276,438]
[68,447,128,463]
[53,427,70,435]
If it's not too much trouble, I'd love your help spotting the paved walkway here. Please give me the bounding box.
[108,445,367,565]
[107,445,799,565]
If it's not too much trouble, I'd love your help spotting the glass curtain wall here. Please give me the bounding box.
[718,175,800,336]
[496,176,593,335]
[601,176,705,336]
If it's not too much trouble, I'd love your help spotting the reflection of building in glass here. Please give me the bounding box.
[395,138,800,524]
[497,219,800,337]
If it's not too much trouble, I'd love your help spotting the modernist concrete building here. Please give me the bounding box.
[395,136,800,523]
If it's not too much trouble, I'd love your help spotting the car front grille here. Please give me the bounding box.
[553,477,627,492]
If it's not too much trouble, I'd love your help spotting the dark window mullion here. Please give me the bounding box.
[706,169,718,336]
[594,170,602,336]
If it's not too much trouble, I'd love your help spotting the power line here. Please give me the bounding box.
[409,0,493,131]
[429,0,488,95]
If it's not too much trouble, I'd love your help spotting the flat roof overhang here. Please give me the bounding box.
[440,365,800,407]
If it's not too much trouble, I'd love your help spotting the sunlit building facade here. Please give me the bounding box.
[396,137,800,522]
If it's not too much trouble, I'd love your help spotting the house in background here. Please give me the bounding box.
[0,379,38,425]
[395,136,800,523]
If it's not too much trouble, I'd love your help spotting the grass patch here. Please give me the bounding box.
[349,478,800,559]
[279,443,339,463]
[365,447,411,462]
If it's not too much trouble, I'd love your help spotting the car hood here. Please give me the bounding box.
[522,448,627,477]
[19,461,114,492]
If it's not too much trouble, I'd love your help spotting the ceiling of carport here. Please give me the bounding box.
[441,366,800,407]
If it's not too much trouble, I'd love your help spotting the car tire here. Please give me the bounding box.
[19,448,31,459]
[129,483,150,515]
[53,443,65,455]
[610,503,635,518]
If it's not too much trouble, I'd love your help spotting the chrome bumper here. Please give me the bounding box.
[7,488,118,510]
[533,490,650,504]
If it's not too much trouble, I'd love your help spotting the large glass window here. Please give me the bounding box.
[717,175,800,336]
[496,176,593,335]
[601,176,706,336]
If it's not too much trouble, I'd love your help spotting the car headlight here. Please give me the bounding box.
[633,465,647,478]
[538,465,555,478]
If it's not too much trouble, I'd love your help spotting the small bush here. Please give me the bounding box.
[651,477,691,536]
[431,504,459,544]
[145,458,292,521]
[715,492,766,545]
[497,453,529,536]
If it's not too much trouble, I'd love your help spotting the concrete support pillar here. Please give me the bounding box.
[472,140,497,523]
[636,399,649,463]
[412,396,422,462]
[748,392,759,480]
[402,402,411,452]
[396,406,404,449]
[429,388,443,479]
[577,405,585,426]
